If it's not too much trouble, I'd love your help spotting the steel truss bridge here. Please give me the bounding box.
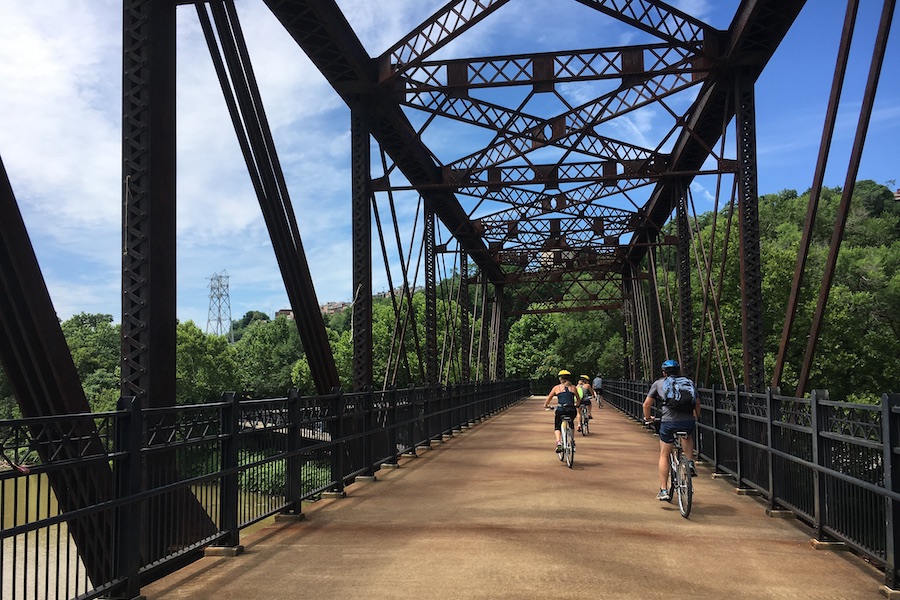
[0,0,897,598]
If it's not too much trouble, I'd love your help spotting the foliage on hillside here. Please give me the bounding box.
[0,181,896,414]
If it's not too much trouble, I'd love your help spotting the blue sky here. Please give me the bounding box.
[0,0,897,328]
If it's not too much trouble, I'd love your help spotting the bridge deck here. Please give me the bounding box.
[143,397,881,599]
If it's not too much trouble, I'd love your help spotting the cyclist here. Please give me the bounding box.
[543,369,581,453]
[592,374,604,408]
[576,375,595,430]
[642,359,700,501]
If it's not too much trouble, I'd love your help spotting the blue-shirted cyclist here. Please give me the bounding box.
[642,359,700,501]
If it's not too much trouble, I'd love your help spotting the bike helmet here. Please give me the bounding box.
[579,375,590,382]
[557,369,571,377]
[661,359,679,372]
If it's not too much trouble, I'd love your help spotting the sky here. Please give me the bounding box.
[0,0,897,329]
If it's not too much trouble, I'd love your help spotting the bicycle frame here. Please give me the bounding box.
[557,412,575,468]
[668,431,693,518]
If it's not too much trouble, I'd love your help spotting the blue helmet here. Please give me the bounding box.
[661,359,679,371]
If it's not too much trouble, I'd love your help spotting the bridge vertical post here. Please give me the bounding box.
[350,97,372,394]
[810,389,828,541]
[882,393,900,589]
[113,396,143,600]
[283,389,302,516]
[424,203,438,384]
[733,68,766,394]
[217,391,240,548]
[675,188,694,376]
[363,387,375,475]
[460,253,471,383]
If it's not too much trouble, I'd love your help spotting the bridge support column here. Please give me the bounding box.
[733,69,765,393]
[351,97,373,393]
[424,202,438,383]
[675,186,694,376]
[460,253,471,382]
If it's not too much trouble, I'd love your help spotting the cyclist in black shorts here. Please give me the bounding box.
[543,370,581,452]
[576,375,595,429]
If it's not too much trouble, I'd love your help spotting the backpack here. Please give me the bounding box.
[662,376,696,412]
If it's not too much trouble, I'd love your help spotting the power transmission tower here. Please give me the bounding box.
[206,270,234,341]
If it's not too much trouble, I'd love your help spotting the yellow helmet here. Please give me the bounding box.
[557,369,571,377]
[579,375,590,382]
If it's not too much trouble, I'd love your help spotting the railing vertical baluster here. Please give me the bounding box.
[114,396,142,600]
[882,393,900,589]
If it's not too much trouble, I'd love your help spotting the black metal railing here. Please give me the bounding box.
[0,380,529,600]
[605,379,900,588]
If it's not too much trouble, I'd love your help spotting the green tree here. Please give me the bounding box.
[233,316,303,397]
[176,320,240,404]
[60,312,120,412]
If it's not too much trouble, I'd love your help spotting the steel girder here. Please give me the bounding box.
[0,157,115,586]
[262,0,806,329]
[199,1,339,394]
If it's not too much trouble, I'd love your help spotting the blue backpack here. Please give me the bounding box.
[662,376,696,412]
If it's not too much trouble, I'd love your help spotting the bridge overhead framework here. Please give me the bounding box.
[142,399,881,600]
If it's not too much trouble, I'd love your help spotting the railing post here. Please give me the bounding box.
[735,386,746,489]
[363,387,375,475]
[113,396,142,600]
[810,389,828,541]
[388,386,399,465]
[282,389,302,516]
[711,383,722,473]
[217,391,240,548]
[766,386,777,510]
[331,389,345,494]
[882,393,900,589]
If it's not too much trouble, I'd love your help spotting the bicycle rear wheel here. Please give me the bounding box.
[677,456,693,517]
[562,421,575,469]
[580,408,589,435]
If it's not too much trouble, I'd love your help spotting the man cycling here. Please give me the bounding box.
[592,374,604,408]
[642,359,700,501]
[543,370,581,453]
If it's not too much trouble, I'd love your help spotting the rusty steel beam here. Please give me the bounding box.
[401,43,705,93]
[629,0,806,267]
[263,0,505,284]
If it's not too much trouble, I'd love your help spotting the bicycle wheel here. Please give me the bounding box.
[677,456,693,518]
[580,408,589,435]
[557,422,566,462]
[565,427,574,468]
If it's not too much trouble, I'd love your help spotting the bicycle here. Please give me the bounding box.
[579,402,590,436]
[548,406,576,468]
[648,418,693,518]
